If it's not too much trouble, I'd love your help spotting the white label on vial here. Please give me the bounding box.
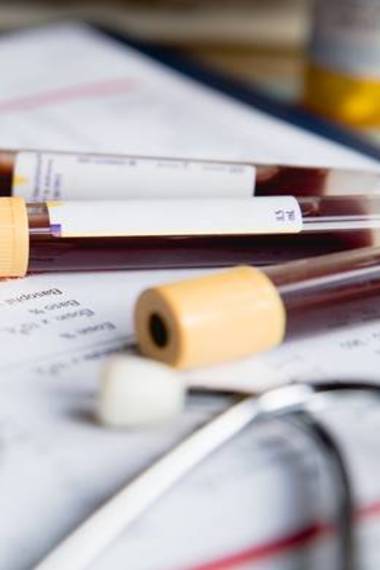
[13,151,256,201]
[47,197,303,238]
[311,0,380,78]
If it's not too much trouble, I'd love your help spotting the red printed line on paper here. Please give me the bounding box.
[0,77,136,113]
[188,500,380,570]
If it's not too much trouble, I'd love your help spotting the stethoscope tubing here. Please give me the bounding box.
[35,381,380,570]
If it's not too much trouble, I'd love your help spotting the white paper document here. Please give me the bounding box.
[0,23,378,169]
[1,23,380,570]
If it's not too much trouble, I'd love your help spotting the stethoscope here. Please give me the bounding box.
[35,380,380,570]
[253,380,380,570]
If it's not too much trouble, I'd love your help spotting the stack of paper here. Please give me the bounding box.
[1,23,380,569]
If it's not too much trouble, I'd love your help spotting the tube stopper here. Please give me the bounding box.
[0,197,29,277]
[134,266,286,369]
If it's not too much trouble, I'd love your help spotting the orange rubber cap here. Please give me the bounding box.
[0,197,29,277]
[134,266,286,369]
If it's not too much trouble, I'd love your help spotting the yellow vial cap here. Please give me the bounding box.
[134,266,286,370]
[0,197,29,277]
[304,64,380,127]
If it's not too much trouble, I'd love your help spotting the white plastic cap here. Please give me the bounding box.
[98,354,186,428]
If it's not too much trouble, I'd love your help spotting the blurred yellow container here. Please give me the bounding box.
[304,0,380,127]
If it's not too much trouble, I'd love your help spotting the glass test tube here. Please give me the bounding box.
[0,149,379,200]
[134,245,380,369]
[4,194,380,277]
